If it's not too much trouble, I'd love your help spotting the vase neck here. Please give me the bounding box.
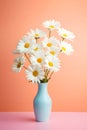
[37,83,48,94]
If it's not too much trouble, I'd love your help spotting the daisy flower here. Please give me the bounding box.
[28,28,46,39]
[59,41,74,55]
[16,36,35,54]
[46,46,60,57]
[31,43,42,54]
[43,19,60,30]
[12,56,25,72]
[58,28,75,41]
[45,56,60,72]
[30,51,45,66]
[42,36,59,49]
[25,65,44,83]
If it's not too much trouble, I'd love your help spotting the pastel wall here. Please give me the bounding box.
[0,0,87,112]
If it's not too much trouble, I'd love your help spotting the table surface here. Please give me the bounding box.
[0,112,87,130]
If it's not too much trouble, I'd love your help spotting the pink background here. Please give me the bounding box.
[0,0,87,112]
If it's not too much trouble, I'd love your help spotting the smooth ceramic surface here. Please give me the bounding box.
[33,83,52,122]
[0,112,87,130]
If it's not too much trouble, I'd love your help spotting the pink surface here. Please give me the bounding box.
[0,112,87,130]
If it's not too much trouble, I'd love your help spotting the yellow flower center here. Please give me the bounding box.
[50,51,55,55]
[17,62,21,68]
[62,33,67,37]
[35,34,39,37]
[48,62,54,67]
[49,25,55,29]
[34,47,38,51]
[37,58,42,63]
[33,70,38,77]
[47,43,52,47]
[62,46,66,51]
[24,43,30,48]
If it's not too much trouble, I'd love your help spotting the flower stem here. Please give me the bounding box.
[48,71,54,80]
[23,66,28,70]
[61,37,65,41]
[49,30,51,38]
[46,70,50,77]
[35,38,38,43]
[24,53,31,63]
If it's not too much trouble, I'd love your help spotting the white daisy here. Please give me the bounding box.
[31,43,42,54]
[42,36,59,49]
[43,19,60,30]
[59,41,74,55]
[46,46,60,57]
[58,28,75,41]
[28,28,46,39]
[30,51,45,66]
[12,56,25,72]
[45,56,60,72]
[16,37,35,54]
[25,65,44,83]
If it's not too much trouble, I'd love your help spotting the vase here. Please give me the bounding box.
[33,82,52,122]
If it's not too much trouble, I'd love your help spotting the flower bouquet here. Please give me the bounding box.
[12,20,75,122]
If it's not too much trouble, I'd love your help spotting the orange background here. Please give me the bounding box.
[0,0,87,112]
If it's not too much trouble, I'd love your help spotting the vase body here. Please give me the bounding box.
[33,83,52,122]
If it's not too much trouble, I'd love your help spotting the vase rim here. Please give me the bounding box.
[38,82,48,84]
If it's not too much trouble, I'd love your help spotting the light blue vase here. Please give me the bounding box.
[33,82,52,122]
